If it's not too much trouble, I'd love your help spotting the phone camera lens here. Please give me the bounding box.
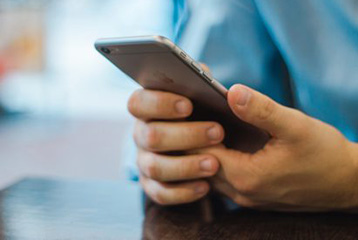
[101,47,111,54]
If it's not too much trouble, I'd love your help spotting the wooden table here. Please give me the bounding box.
[1,178,358,240]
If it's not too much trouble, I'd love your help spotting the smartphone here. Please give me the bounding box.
[95,35,269,152]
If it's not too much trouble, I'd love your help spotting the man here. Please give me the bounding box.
[126,0,358,211]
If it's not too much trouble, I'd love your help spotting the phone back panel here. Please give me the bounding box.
[95,37,269,152]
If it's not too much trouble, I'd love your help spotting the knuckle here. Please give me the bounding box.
[140,176,169,205]
[143,124,160,150]
[153,93,166,108]
[146,92,170,114]
[290,110,311,138]
[233,178,261,196]
[145,155,161,180]
[152,189,167,205]
[257,98,276,122]
[272,108,313,142]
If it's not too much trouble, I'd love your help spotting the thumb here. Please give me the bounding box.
[227,84,305,139]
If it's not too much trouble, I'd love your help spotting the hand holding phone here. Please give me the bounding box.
[95,35,270,205]
[95,35,269,152]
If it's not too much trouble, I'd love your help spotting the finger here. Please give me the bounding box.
[190,145,255,189]
[140,175,210,205]
[227,84,308,140]
[134,120,224,152]
[137,149,219,182]
[188,144,248,170]
[211,176,258,208]
[128,89,193,120]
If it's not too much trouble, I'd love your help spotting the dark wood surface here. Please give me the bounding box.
[1,178,358,240]
[0,178,143,240]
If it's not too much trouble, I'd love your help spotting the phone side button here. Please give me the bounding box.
[203,71,213,82]
[191,61,202,73]
[179,51,187,59]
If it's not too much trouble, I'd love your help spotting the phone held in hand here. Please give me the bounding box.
[95,35,269,152]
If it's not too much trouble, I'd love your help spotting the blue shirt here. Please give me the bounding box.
[120,0,358,180]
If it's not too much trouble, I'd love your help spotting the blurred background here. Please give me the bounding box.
[0,0,154,187]
[0,0,143,117]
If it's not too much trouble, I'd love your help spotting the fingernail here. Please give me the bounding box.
[200,159,213,172]
[236,86,251,106]
[195,185,208,194]
[207,126,222,141]
[175,100,190,115]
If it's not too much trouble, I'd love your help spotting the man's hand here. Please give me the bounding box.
[193,84,358,211]
[128,77,358,210]
[128,89,224,205]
